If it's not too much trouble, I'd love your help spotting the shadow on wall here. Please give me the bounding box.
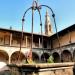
[61,50,72,62]
[52,52,60,63]
[73,65,75,75]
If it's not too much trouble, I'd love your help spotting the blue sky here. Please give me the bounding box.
[0,0,75,33]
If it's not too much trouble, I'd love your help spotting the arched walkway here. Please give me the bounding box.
[0,50,9,63]
[52,52,60,63]
[11,51,25,64]
[73,50,75,62]
[41,53,49,62]
[61,50,72,62]
[32,52,39,63]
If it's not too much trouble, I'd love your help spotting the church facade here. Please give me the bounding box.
[0,10,75,64]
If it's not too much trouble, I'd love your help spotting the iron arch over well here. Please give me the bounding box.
[61,50,72,62]
[0,50,9,63]
[52,52,60,63]
[41,53,49,62]
[73,50,75,62]
[32,52,39,63]
[11,51,25,64]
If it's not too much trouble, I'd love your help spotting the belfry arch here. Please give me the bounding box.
[52,52,60,63]
[41,53,49,62]
[0,50,9,63]
[11,51,25,64]
[61,50,72,62]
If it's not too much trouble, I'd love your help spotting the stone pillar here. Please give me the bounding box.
[10,33,12,46]
[26,36,27,47]
[39,37,41,48]
[59,52,62,62]
[39,53,42,62]
[9,56,11,64]
[70,50,73,62]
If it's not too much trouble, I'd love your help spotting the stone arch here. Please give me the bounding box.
[61,50,72,62]
[52,52,60,63]
[0,50,9,63]
[32,52,39,63]
[11,51,25,64]
[73,50,75,62]
[41,53,49,62]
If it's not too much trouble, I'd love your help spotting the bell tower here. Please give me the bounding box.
[45,9,53,36]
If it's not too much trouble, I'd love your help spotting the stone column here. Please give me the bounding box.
[39,53,42,63]
[26,36,27,47]
[9,55,11,64]
[39,37,40,48]
[10,33,12,46]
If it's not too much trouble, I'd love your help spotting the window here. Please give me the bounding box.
[43,40,47,48]
[12,33,21,45]
[35,43,39,47]
[4,35,10,45]
[49,25,51,31]
[0,37,4,45]
[27,37,31,47]
[0,37,3,42]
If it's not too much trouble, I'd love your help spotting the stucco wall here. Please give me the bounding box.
[52,31,75,48]
[0,31,43,48]
[71,31,75,43]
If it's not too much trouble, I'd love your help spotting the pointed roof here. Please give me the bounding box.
[46,9,49,16]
